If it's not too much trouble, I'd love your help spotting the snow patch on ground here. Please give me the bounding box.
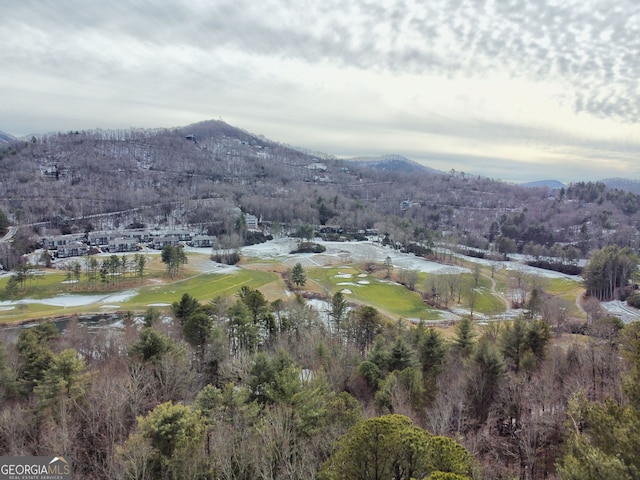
[601,300,640,323]
[188,254,241,274]
[306,299,332,327]
[454,252,582,280]
[241,238,472,274]
[241,240,558,326]
[0,290,138,308]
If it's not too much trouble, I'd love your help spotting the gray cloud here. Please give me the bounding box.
[1,0,639,181]
[4,0,638,107]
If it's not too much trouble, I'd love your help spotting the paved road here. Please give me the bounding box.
[0,226,17,243]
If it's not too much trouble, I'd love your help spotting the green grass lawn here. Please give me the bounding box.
[545,277,583,297]
[309,266,441,320]
[0,270,79,299]
[128,269,277,309]
[0,259,278,324]
[544,277,584,316]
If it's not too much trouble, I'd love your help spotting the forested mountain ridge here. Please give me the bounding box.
[602,177,640,194]
[521,180,565,190]
[0,119,639,259]
[0,130,15,143]
[347,154,442,174]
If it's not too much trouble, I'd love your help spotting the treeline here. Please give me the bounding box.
[0,208,8,237]
[525,259,582,276]
[2,285,639,478]
[582,245,638,300]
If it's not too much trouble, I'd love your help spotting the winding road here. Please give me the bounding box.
[0,226,17,244]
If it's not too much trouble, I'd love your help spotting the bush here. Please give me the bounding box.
[628,292,640,309]
[403,242,432,257]
[244,231,272,246]
[526,260,582,276]
[212,251,240,265]
[290,242,326,254]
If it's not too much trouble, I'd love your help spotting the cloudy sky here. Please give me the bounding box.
[1,0,639,183]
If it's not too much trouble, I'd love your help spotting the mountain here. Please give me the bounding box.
[347,154,442,174]
[1,118,639,260]
[601,178,640,194]
[0,130,15,143]
[179,119,261,144]
[521,180,565,190]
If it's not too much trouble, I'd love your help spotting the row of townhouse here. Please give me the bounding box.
[43,230,217,258]
[56,241,88,258]
[147,232,216,249]
[47,236,140,258]
[148,235,215,249]
[42,234,86,250]
[87,229,191,247]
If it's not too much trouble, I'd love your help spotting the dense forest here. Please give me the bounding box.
[1,287,640,479]
[1,120,640,479]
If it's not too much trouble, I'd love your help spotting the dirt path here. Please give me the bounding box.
[482,272,511,314]
[575,291,586,317]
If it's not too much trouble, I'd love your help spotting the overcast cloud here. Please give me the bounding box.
[1,0,639,182]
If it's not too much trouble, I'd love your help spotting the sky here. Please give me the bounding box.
[1,0,639,183]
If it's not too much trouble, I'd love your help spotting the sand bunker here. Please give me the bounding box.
[334,273,353,278]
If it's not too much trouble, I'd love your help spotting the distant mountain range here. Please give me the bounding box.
[520,180,566,190]
[345,158,640,193]
[520,178,640,194]
[602,178,640,194]
[0,130,15,143]
[347,154,443,175]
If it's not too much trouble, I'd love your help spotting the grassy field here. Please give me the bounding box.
[471,285,508,315]
[0,248,586,325]
[127,269,278,308]
[309,266,442,321]
[0,255,279,324]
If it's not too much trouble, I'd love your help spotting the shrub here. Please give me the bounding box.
[290,242,326,254]
[628,292,640,309]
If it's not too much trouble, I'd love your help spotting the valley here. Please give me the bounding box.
[1,120,639,479]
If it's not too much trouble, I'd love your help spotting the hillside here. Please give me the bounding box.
[0,130,15,143]
[521,179,565,189]
[0,119,639,269]
[348,154,443,174]
[602,177,640,194]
